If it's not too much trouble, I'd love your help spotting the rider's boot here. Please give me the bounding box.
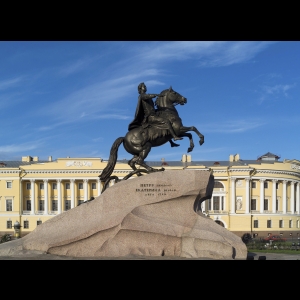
[169,140,180,147]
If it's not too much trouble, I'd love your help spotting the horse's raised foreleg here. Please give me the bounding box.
[180,126,204,147]
[178,132,194,153]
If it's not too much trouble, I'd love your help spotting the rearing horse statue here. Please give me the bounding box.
[99,86,204,185]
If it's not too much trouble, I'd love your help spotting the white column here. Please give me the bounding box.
[43,179,48,214]
[260,179,265,213]
[245,178,250,214]
[70,179,75,209]
[84,179,88,201]
[57,179,62,214]
[290,181,295,214]
[230,178,236,213]
[283,180,287,214]
[296,182,300,214]
[272,179,277,213]
[219,196,222,211]
[30,179,35,214]
[97,178,101,196]
[20,179,23,214]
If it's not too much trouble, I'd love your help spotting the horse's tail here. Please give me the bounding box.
[99,137,124,183]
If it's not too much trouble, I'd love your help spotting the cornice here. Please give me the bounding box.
[256,169,300,178]
[229,168,254,172]
[24,170,101,174]
[0,170,21,174]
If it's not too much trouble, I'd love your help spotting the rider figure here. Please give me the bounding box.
[128,82,183,141]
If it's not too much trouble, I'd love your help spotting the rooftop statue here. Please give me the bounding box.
[99,83,204,190]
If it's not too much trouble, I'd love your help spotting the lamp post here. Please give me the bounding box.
[13,221,22,239]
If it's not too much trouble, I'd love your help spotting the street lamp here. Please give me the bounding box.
[13,221,22,239]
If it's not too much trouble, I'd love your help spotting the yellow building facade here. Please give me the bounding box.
[1,152,300,240]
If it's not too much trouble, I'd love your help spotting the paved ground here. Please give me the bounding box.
[0,251,300,260]
[246,251,300,260]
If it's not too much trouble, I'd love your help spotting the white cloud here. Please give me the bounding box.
[0,142,41,153]
[263,84,295,96]
[130,41,274,67]
[0,77,23,90]
[203,119,265,133]
[30,41,275,130]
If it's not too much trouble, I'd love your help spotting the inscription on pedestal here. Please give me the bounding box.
[135,183,176,196]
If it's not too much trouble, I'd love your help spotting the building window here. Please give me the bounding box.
[39,200,44,211]
[279,220,283,228]
[264,181,268,189]
[26,200,31,211]
[254,220,259,228]
[289,220,292,228]
[252,181,256,189]
[7,220,12,229]
[65,183,70,189]
[213,196,219,210]
[92,182,96,190]
[39,183,44,190]
[208,199,211,210]
[52,200,58,211]
[6,199,12,211]
[78,200,84,206]
[78,183,83,190]
[214,181,223,188]
[37,220,42,226]
[264,199,268,210]
[65,200,71,211]
[26,183,31,190]
[276,182,279,189]
[250,199,256,210]
[52,183,57,190]
[24,220,29,229]
[6,181,12,188]
[267,220,272,228]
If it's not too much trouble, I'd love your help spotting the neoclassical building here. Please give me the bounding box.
[1,152,300,239]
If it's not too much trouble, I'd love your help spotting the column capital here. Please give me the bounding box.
[260,178,265,183]
[43,179,48,183]
[70,179,75,183]
[245,177,250,182]
[57,179,62,183]
[230,177,236,182]
[272,179,278,183]
[30,179,35,183]
[291,181,296,185]
[83,179,89,183]
[283,180,288,184]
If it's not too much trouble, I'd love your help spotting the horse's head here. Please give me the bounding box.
[156,86,187,108]
[167,86,187,105]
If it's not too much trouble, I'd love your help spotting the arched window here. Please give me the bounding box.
[214,181,224,188]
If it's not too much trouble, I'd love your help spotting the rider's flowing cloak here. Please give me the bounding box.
[128,94,170,132]
[128,95,144,131]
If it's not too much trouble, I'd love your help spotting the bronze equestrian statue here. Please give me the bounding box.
[99,83,204,188]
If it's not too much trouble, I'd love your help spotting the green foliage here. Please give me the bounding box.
[247,238,300,254]
[0,234,12,244]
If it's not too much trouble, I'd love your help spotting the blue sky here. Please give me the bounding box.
[0,41,299,162]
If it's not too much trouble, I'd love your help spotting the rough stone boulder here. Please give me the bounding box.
[0,170,247,259]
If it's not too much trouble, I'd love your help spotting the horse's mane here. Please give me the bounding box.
[155,89,168,107]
